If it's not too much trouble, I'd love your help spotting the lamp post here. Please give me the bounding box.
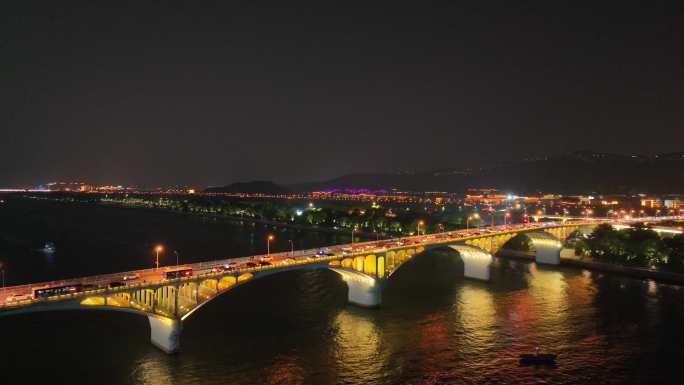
[288,239,294,256]
[467,214,479,230]
[267,234,274,256]
[504,211,511,225]
[174,250,180,268]
[351,227,356,244]
[417,220,424,235]
[155,245,163,270]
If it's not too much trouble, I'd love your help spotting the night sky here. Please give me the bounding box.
[2,2,683,187]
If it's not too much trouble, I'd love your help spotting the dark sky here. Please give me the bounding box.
[2,1,683,187]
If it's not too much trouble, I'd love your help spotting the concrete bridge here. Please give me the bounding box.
[0,219,671,353]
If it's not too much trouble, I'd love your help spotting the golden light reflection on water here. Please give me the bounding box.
[263,353,306,384]
[456,284,496,349]
[332,310,384,380]
[527,264,569,325]
[648,280,658,296]
[134,353,174,385]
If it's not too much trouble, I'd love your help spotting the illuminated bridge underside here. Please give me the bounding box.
[448,245,494,281]
[463,229,571,266]
[328,267,381,308]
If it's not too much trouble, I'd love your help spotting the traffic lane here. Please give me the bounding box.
[0,221,588,305]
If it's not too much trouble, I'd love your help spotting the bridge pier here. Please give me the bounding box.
[449,245,493,281]
[148,315,182,354]
[527,232,563,265]
[329,267,381,307]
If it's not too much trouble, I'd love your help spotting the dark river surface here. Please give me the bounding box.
[1,198,684,385]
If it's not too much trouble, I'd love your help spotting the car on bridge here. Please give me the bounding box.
[122,273,140,281]
[4,293,32,303]
[163,268,193,279]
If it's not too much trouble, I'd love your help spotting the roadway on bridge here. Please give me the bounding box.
[0,216,677,308]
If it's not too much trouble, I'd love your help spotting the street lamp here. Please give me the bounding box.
[288,239,294,256]
[466,213,479,230]
[417,220,424,235]
[174,250,180,267]
[504,211,511,225]
[267,234,274,256]
[352,227,357,244]
[155,245,164,270]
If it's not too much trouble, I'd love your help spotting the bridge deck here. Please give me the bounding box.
[1,217,678,311]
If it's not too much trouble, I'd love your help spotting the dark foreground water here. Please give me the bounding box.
[1,198,684,385]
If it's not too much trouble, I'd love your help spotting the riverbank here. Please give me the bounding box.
[497,248,684,285]
[99,201,386,239]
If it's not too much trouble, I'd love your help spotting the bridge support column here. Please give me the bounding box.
[329,267,381,307]
[449,244,493,281]
[148,315,182,354]
[527,231,563,265]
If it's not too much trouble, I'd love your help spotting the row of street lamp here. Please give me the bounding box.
[152,234,283,270]
[0,211,522,287]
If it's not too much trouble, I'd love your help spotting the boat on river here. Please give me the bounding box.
[519,347,557,365]
[41,242,56,254]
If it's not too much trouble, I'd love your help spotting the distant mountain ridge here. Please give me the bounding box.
[204,181,290,194]
[288,151,684,194]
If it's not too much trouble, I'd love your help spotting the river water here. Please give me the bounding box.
[1,198,683,384]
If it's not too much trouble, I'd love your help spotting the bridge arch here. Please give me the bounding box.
[388,244,493,281]
[166,264,380,353]
[498,230,564,265]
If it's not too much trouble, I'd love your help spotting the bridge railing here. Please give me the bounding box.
[3,216,681,309]
[0,221,568,297]
[0,253,344,310]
